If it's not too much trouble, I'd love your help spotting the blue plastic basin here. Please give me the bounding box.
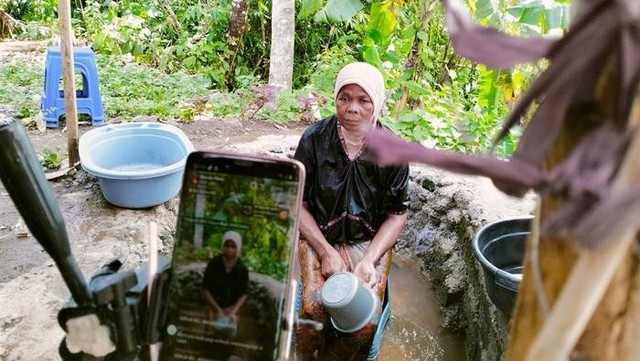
[79,122,194,208]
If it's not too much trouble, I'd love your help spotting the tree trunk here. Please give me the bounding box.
[224,0,250,91]
[268,0,295,92]
[506,63,640,360]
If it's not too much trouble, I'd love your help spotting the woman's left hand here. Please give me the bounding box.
[353,260,377,288]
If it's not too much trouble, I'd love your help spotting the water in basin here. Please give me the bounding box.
[113,163,163,172]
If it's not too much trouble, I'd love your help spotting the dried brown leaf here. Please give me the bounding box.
[366,130,543,196]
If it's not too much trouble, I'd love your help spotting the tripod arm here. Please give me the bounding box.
[0,119,92,306]
[0,120,172,360]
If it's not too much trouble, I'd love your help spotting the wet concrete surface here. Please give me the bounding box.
[0,181,52,284]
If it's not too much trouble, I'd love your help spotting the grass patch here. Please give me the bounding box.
[97,56,211,119]
[0,52,213,121]
[0,59,43,118]
[0,51,324,124]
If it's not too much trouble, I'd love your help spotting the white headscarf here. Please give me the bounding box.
[333,62,385,120]
[222,230,242,251]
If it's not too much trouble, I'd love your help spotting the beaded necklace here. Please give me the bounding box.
[337,122,368,160]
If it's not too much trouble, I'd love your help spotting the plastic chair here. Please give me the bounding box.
[41,47,105,128]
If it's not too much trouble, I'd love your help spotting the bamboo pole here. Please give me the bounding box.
[522,99,640,360]
[506,21,640,355]
[57,0,79,165]
[524,228,637,360]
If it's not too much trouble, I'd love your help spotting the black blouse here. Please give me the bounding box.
[202,255,249,308]
[294,116,409,245]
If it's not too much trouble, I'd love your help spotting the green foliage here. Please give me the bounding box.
[312,0,363,23]
[0,52,212,120]
[292,13,350,88]
[2,0,575,158]
[376,3,505,154]
[307,47,358,95]
[504,0,571,35]
[13,20,56,39]
[2,0,57,22]
[299,0,368,23]
[79,0,352,90]
[77,0,235,89]
[0,60,42,119]
[359,3,390,67]
[40,147,64,169]
[96,55,211,118]
[464,0,569,156]
[383,79,514,154]
[299,0,322,18]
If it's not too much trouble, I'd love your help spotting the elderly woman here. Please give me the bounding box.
[294,62,409,361]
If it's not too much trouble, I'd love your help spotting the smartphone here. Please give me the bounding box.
[160,151,305,361]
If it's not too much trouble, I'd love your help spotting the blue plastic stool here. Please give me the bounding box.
[41,47,105,128]
[294,278,392,361]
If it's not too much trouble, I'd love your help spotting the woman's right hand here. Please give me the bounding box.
[299,205,347,277]
[320,247,346,277]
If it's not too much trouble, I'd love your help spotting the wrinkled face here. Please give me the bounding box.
[335,84,375,133]
[222,239,239,258]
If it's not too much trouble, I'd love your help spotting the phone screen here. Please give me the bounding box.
[160,152,304,361]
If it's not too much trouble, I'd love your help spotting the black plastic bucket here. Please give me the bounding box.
[472,216,532,316]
